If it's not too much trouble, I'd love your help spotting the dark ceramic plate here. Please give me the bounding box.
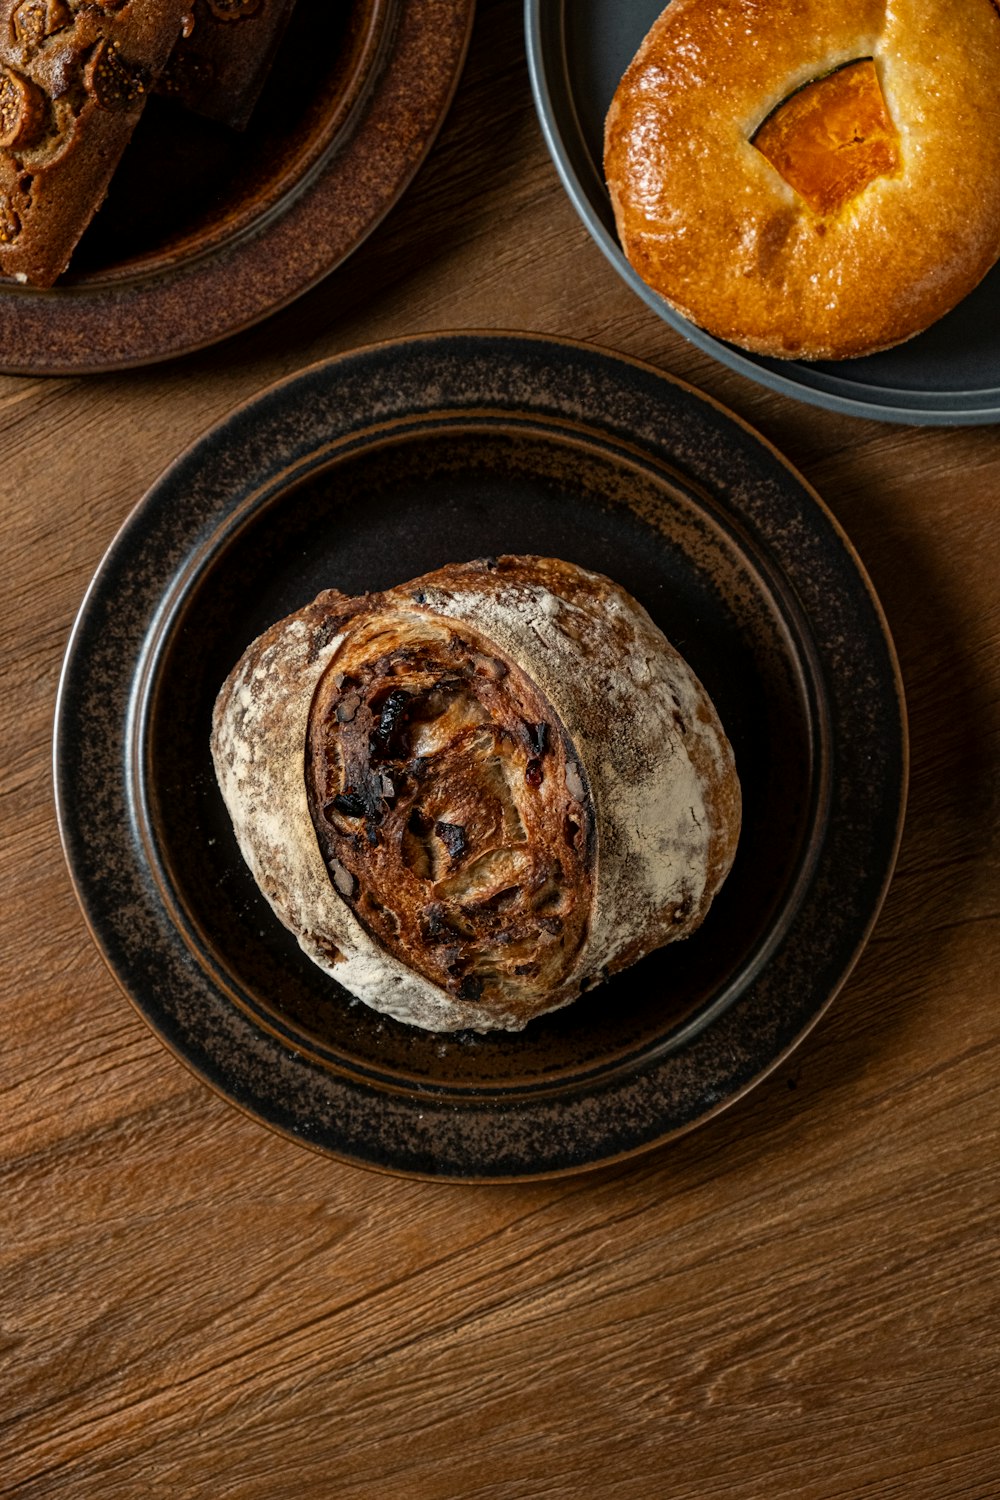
[54,333,907,1180]
[525,0,1000,425]
[0,0,474,375]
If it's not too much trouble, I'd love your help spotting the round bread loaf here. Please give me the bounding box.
[210,556,741,1032]
[604,0,1000,360]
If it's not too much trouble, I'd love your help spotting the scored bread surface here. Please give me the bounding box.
[211,556,741,1033]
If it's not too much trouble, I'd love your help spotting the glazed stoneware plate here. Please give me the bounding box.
[525,0,1000,425]
[0,0,474,374]
[54,333,907,1180]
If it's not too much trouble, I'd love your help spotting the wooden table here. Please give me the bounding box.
[4,4,999,1494]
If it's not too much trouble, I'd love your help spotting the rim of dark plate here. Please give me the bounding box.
[53,332,909,1179]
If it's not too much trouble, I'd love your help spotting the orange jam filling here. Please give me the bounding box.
[753,58,900,216]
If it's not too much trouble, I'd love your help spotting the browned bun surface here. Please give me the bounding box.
[0,0,188,287]
[604,0,1000,360]
[211,556,742,1033]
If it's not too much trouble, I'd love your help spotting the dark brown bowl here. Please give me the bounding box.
[54,333,908,1180]
[0,0,474,374]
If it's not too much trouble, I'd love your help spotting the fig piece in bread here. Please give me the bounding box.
[211,556,742,1033]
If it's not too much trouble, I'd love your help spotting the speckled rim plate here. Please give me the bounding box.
[0,0,474,375]
[54,333,907,1180]
[525,0,1000,426]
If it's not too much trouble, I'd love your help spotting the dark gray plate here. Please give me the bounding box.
[525,0,1000,425]
[54,333,906,1180]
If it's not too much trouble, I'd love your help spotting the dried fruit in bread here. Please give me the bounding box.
[0,0,189,286]
[211,556,742,1033]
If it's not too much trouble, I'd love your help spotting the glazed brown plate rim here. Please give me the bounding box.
[0,0,475,374]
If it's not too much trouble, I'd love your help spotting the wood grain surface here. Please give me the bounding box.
[3,3,999,1496]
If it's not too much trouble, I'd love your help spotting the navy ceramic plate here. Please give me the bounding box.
[54,333,906,1180]
[525,0,1000,425]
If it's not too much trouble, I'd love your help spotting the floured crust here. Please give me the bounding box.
[604,0,1000,360]
[210,556,742,1032]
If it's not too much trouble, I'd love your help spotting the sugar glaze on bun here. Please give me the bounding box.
[211,556,741,1033]
[604,0,1000,360]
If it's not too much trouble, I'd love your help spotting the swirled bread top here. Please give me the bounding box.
[211,556,741,1033]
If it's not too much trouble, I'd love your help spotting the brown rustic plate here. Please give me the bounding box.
[54,333,907,1180]
[0,0,474,375]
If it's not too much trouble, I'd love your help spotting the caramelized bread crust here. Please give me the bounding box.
[604,0,1000,360]
[0,0,188,286]
[211,556,742,1033]
[305,604,597,1014]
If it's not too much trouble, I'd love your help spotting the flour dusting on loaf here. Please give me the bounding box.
[211,556,741,1032]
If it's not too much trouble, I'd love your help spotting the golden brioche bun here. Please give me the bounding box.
[604,0,1000,360]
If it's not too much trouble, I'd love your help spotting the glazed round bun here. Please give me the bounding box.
[211,556,742,1033]
[604,0,1000,360]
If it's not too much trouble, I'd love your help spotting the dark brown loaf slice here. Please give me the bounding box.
[157,0,298,131]
[0,0,188,287]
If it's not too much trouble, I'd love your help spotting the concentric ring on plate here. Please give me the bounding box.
[54,334,906,1178]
